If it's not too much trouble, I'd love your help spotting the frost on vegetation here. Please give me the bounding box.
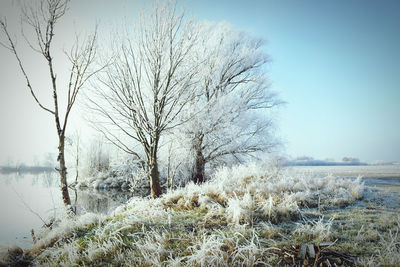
[358,218,400,266]
[85,228,125,262]
[293,217,334,242]
[113,196,168,222]
[257,222,279,238]
[186,231,273,267]
[77,169,145,191]
[134,231,170,265]
[226,193,254,225]
[32,162,365,265]
[76,155,150,191]
[162,162,364,225]
[34,215,137,265]
[33,212,105,250]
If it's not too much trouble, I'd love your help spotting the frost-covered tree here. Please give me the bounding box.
[86,1,199,198]
[0,0,100,213]
[182,22,282,184]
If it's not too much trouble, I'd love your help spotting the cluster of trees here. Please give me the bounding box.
[0,0,281,210]
[287,156,365,166]
[342,157,360,163]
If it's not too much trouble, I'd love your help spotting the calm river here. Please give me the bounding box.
[0,171,132,249]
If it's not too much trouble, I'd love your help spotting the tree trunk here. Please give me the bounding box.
[57,136,73,210]
[149,158,162,198]
[192,135,205,184]
[192,149,205,184]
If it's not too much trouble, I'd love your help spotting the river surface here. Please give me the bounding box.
[0,172,133,249]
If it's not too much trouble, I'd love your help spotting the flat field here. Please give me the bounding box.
[288,164,400,178]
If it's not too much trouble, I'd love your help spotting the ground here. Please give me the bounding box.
[4,163,400,266]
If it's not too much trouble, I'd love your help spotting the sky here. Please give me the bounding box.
[0,0,399,164]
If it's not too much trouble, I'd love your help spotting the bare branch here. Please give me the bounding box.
[0,19,55,114]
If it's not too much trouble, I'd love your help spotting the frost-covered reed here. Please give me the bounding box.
[161,162,363,224]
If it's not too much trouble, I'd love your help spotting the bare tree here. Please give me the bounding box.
[0,0,100,213]
[86,1,199,198]
[182,22,282,183]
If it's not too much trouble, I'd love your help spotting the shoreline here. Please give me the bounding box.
[286,164,400,178]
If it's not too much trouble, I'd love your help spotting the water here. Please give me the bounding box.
[0,172,132,249]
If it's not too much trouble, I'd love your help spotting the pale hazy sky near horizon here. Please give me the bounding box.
[0,0,399,164]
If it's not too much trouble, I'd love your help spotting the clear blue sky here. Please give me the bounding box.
[183,0,400,162]
[0,0,399,163]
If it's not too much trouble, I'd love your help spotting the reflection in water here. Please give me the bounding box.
[1,171,59,188]
[0,172,133,248]
[31,172,59,188]
[71,188,133,215]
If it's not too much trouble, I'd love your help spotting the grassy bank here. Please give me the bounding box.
[24,164,399,266]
